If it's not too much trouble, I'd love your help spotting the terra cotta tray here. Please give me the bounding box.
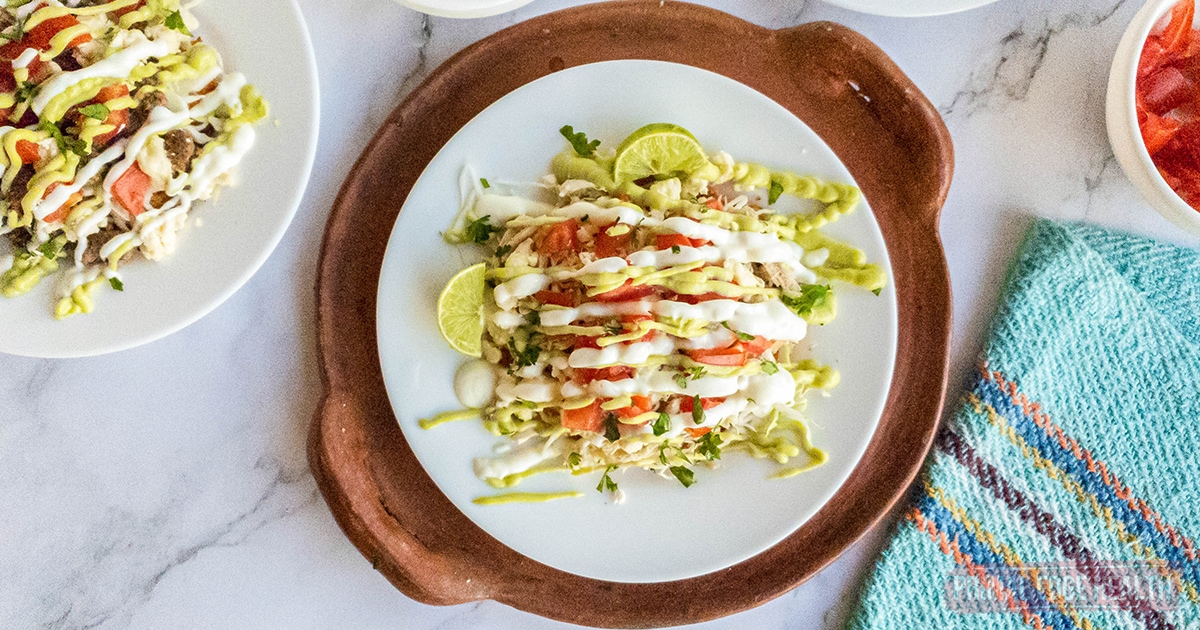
[309,1,954,627]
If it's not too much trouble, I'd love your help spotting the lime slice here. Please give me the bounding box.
[612,123,710,184]
[437,262,486,357]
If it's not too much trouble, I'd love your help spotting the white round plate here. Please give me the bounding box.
[376,60,898,583]
[822,0,1001,17]
[393,0,535,19]
[0,0,319,358]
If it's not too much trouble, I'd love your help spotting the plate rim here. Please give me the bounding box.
[310,1,953,625]
[0,0,321,359]
[374,57,901,583]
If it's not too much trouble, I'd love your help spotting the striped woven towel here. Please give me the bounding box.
[850,220,1200,630]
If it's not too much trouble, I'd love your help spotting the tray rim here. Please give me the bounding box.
[310,1,954,626]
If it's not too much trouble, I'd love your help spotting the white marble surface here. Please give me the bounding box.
[4,0,1200,628]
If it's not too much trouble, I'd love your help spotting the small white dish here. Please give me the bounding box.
[819,0,1001,18]
[375,60,898,583]
[393,0,535,19]
[0,0,320,358]
[1107,0,1200,235]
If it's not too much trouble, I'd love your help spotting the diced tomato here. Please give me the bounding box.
[613,395,654,420]
[594,279,655,302]
[41,184,83,224]
[704,197,723,210]
[685,426,712,438]
[1142,66,1194,114]
[675,292,729,304]
[561,400,604,433]
[112,0,146,18]
[89,85,131,147]
[15,139,39,164]
[594,223,632,259]
[535,218,580,256]
[1141,37,1170,79]
[25,15,92,52]
[739,335,774,358]
[1161,0,1196,56]
[680,396,725,413]
[573,336,602,350]
[685,346,748,367]
[1141,110,1183,156]
[655,233,709,250]
[111,163,153,217]
[533,290,576,307]
[574,366,635,384]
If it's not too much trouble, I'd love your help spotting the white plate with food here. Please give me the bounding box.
[0,0,318,358]
[375,60,897,583]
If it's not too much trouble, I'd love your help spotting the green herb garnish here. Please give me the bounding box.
[494,244,513,258]
[674,374,688,389]
[651,412,670,436]
[761,360,779,375]
[38,120,87,157]
[691,395,704,425]
[670,466,695,488]
[596,465,619,493]
[697,430,722,461]
[165,10,190,35]
[464,215,497,244]
[873,287,883,296]
[781,284,832,318]
[507,337,541,369]
[603,413,620,442]
[568,452,582,468]
[480,177,490,189]
[37,238,63,259]
[721,321,754,342]
[559,125,600,158]
[79,103,110,121]
[14,81,36,103]
[768,179,784,205]
[602,319,623,336]
[671,245,681,254]
[686,366,707,380]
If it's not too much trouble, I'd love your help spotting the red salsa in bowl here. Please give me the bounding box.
[1138,0,1200,209]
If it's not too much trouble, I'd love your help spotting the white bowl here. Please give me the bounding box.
[393,0,535,18]
[1107,0,1200,235]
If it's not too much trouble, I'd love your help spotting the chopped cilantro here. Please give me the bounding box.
[480,177,491,189]
[79,103,110,121]
[761,360,779,375]
[568,452,582,468]
[523,310,540,326]
[686,366,707,380]
[559,125,600,157]
[671,245,681,254]
[464,215,497,244]
[38,120,87,157]
[506,337,541,369]
[37,239,62,259]
[781,284,832,318]
[721,321,754,341]
[603,413,620,442]
[674,374,688,389]
[697,430,722,461]
[165,10,191,35]
[768,179,784,205]
[596,465,619,493]
[872,287,883,296]
[494,244,513,258]
[669,466,695,488]
[108,277,124,292]
[602,319,623,336]
[14,81,36,103]
[691,395,704,425]
[580,214,589,223]
[651,412,670,436]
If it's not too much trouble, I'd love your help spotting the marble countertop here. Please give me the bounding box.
[5,0,1199,628]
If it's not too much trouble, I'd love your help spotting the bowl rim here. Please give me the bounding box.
[1108,0,1200,234]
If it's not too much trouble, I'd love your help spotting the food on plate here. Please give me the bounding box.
[0,0,267,318]
[427,123,887,503]
[1137,0,1200,209]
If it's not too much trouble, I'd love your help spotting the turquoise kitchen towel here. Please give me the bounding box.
[850,220,1200,630]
